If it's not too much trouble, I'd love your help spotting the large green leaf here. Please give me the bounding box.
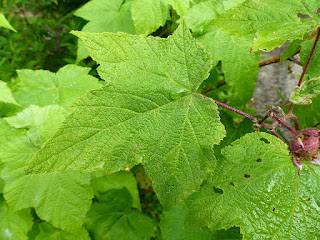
[0,195,33,240]
[214,0,320,51]
[0,13,17,32]
[187,132,320,239]
[0,108,93,232]
[186,1,259,108]
[13,64,101,108]
[85,188,154,239]
[5,105,69,147]
[27,23,226,208]
[74,0,135,61]
[131,0,170,35]
[1,136,94,233]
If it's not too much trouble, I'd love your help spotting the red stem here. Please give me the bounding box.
[272,114,298,135]
[213,100,257,121]
[289,27,320,112]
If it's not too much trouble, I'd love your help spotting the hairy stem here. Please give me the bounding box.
[272,114,298,135]
[213,100,257,121]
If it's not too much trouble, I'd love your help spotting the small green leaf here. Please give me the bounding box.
[187,132,320,239]
[300,34,320,78]
[131,0,170,35]
[85,188,154,240]
[290,77,320,104]
[280,39,302,63]
[0,195,33,240]
[27,23,226,208]
[214,0,320,51]
[293,95,320,129]
[14,65,101,108]
[74,0,135,61]
[0,13,17,32]
[162,0,191,16]
[5,105,69,147]
[0,81,19,105]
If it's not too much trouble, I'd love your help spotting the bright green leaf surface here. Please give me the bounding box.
[27,23,226,208]
[85,188,154,240]
[162,0,191,16]
[0,135,94,233]
[280,39,302,63]
[187,132,320,239]
[160,200,213,240]
[35,222,90,240]
[293,95,320,129]
[0,13,17,32]
[74,0,135,61]
[0,195,33,240]
[186,2,259,108]
[5,105,69,147]
[214,0,320,51]
[290,77,320,104]
[14,64,101,108]
[0,81,19,105]
[300,35,320,79]
[131,0,170,35]
[91,171,141,209]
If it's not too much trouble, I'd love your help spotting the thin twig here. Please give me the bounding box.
[213,99,257,121]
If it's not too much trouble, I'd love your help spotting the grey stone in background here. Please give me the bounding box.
[251,45,303,116]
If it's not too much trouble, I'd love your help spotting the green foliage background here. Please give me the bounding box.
[1,0,320,239]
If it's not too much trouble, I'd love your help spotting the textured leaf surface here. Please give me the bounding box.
[0,81,19,105]
[290,77,320,104]
[28,23,226,208]
[85,188,154,239]
[131,0,169,35]
[14,65,101,108]
[0,196,33,240]
[5,105,69,147]
[0,135,94,233]
[214,0,320,51]
[0,13,16,32]
[186,2,259,108]
[35,222,90,240]
[187,132,320,239]
[300,35,320,79]
[74,0,135,61]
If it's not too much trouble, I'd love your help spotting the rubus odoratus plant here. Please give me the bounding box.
[1,0,320,239]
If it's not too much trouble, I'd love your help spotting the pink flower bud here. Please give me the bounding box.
[289,128,320,163]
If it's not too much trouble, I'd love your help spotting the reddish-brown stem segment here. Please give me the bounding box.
[289,27,320,113]
[213,100,257,121]
[272,114,298,135]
